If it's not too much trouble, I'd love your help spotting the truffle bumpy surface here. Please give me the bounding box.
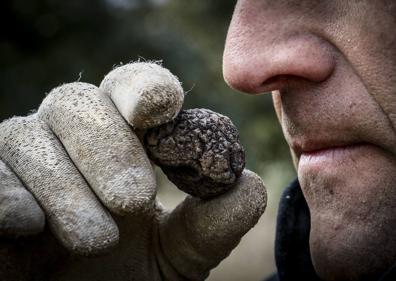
[144,108,245,198]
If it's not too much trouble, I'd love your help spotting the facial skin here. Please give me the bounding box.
[223,1,396,280]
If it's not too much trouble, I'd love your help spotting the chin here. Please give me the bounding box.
[297,145,396,281]
[309,222,391,281]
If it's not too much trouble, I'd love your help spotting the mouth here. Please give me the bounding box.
[291,137,378,167]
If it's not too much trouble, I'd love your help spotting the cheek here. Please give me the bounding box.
[327,1,396,147]
[352,54,396,148]
[366,71,396,142]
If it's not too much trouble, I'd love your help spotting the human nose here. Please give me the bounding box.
[222,1,336,94]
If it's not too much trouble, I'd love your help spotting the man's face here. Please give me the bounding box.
[223,1,396,280]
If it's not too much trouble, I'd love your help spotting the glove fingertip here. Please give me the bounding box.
[239,169,268,221]
[100,62,184,129]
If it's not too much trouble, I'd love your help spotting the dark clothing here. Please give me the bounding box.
[267,179,396,281]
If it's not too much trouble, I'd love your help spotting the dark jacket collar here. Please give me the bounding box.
[271,179,396,281]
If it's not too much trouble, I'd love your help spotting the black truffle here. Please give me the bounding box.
[144,108,245,199]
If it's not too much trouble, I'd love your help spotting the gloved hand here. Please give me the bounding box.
[0,62,267,281]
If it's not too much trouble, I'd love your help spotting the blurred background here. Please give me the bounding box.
[0,0,296,280]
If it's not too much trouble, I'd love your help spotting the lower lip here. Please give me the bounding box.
[299,143,373,169]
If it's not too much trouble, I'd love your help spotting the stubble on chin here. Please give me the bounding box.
[297,148,396,281]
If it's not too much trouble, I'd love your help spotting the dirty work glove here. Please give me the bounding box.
[0,62,267,281]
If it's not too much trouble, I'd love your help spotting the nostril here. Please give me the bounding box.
[261,75,296,92]
[261,74,317,92]
[264,75,287,86]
